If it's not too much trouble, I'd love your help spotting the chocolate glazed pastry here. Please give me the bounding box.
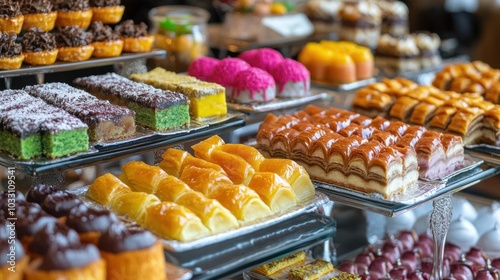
[0,219,28,280]
[66,204,118,245]
[26,184,58,204]
[53,0,93,29]
[41,191,82,218]
[0,31,24,69]
[88,21,123,57]
[115,20,154,53]
[25,243,106,280]
[21,0,57,32]
[54,26,94,62]
[90,0,124,24]
[98,224,166,280]
[22,28,58,65]
[27,222,81,258]
[0,0,24,34]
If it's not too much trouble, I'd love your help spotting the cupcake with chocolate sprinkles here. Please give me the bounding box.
[53,0,93,29]
[115,20,154,53]
[0,0,24,34]
[21,0,57,32]
[22,28,58,65]
[0,31,24,69]
[90,0,124,24]
[55,26,94,62]
[88,21,123,57]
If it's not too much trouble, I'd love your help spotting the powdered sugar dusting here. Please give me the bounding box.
[73,73,188,109]
[270,58,310,93]
[208,58,251,87]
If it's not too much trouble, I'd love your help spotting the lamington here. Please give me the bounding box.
[73,73,190,131]
[0,90,89,159]
[24,82,136,141]
[130,67,227,119]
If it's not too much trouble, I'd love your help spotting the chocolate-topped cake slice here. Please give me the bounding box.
[74,73,190,131]
[25,83,136,141]
[0,89,89,159]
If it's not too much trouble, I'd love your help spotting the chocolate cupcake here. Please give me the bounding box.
[25,243,106,280]
[54,26,94,62]
[0,31,24,70]
[41,191,83,218]
[1,218,28,280]
[27,222,81,259]
[0,0,24,34]
[21,0,57,32]
[98,224,166,280]
[115,20,154,53]
[88,21,123,58]
[26,184,57,204]
[90,0,124,24]
[16,201,58,248]
[66,204,118,245]
[22,28,58,65]
[0,190,26,218]
[53,0,93,29]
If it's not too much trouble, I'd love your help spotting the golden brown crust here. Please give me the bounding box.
[57,45,94,62]
[0,54,24,70]
[91,40,123,58]
[0,15,24,34]
[122,35,155,53]
[91,6,125,24]
[23,49,58,65]
[55,10,93,29]
[1,256,29,280]
[22,12,57,32]
[25,258,105,280]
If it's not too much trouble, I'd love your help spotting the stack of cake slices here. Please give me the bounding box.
[73,73,190,131]
[0,90,89,159]
[352,77,500,146]
[256,105,465,198]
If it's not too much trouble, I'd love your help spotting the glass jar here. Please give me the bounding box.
[148,6,210,73]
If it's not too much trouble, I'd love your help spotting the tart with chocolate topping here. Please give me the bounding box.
[115,20,155,53]
[55,26,94,62]
[0,0,24,34]
[90,0,124,24]
[89,21,123,57]
[0,31,24,70]
[22,28,58,65]
[54,0,93,29]
[21,0,57,32]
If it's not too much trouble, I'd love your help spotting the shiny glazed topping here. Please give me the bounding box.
[26,183,57,204]
[22,28,57,52]
[21,0,52,14]
[39,243,100,270]
[53,0,90,11]
[66,204,118,233]
[115,20,148,38]
[98,224,157,253]
[0,190,25,206]
[28,223,80,255]
[88,21,120,42]
[42,191,82,218]
[55,26,93,48]
[0,32,21,58]
[17,209,57,238]
[0,0,21,17]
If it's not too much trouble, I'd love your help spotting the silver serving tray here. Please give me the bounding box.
[311,78,377,92]
[69,186,330,252]
[226,91,328,113]
[315,155,483,205]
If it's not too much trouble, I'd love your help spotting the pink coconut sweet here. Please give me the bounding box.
[187,56,220,81]
[238,49,259,65]
[231,67,276,103]
[208,57,251,87]
[270,58,311,97]
[243,48,284,73]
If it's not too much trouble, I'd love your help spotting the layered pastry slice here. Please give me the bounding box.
[483,105,500,145]
[86,173,132,206]
[73,73,190,131]
[375,33,420,72]
[24,82,136,141]
[446,106,485,145]
[130,67,227,119]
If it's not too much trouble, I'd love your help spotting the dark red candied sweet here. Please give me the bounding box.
[382,239,403,264]
[369,256,394,280]
[417,233,434,248]
[465,247,486,269]
[420,257,433,275]
[355,251,375,267]
[475,259,500,280]
[398,230,419,251]
[450,255,477,280]
[390,261,409,280]
[414,240,433,259]
[446,274,470,280]
[401,250,420,272]
[446,243,463,263]
[338,260,359,274]
[407,270,432,280]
